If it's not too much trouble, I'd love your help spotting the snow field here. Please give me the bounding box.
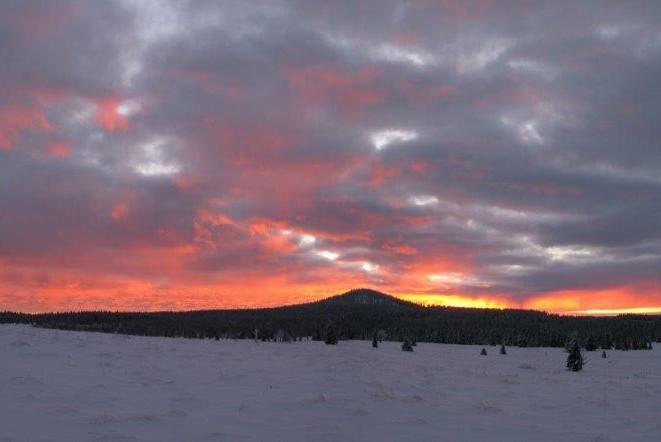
[1,324,660,441]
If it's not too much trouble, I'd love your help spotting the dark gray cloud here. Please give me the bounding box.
[1,0,660,311]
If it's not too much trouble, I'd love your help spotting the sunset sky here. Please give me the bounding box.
[1,1,661,314]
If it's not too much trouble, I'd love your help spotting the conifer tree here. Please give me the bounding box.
[324,322,338,345]
[566,337,584,372]
[584,335,597,351]
[480,347,487,356]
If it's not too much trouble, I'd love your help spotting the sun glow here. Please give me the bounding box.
[398,293,512,309]
[566,307,661,316]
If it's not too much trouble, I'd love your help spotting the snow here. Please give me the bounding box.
[1,324,660,441]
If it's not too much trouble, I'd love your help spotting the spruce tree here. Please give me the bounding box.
[566,337,584,372]
[584,336,597,351]
[402,338,413,352]
[480,347,487,356]
[324,322,338,345]
[500,344,507,355]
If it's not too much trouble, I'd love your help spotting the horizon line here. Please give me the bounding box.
[4,288,661,318]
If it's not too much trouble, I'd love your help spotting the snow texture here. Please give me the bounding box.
[1,324,660,441]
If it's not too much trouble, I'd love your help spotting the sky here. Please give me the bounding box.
[1,0,661,314]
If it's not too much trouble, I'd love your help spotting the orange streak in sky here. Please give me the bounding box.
[524,287,661,315]
[0,103,51,149]
[2,270,660,316]
[95,97,128,132]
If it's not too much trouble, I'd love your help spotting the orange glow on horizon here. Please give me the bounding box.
[523,287,661,315]
[1,274,661,316]
[565,307,661,316]
[0,236,658,316]
[398,293,512,310]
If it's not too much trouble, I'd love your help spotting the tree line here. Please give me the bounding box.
[1,289,659,350]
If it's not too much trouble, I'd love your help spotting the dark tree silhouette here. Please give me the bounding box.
[601,350,607,359]
[3,289,661,348]
[402,338,413,352]
[480,348,487,356]
[500,344,507,355]
[566,337,584,372]
[324,322,338,345]
[584,336,597,351]
[372,333,378,348]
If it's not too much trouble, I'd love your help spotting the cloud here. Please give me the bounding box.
[1,0,660,312]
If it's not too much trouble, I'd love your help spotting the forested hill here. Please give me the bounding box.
[309,288,418,308]
[2,288,660,349]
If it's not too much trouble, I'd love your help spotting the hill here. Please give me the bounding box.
[310,288,418,308]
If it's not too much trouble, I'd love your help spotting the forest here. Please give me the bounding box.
[2,289,659,350]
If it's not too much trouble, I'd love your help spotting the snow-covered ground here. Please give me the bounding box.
[1,324,660,442]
